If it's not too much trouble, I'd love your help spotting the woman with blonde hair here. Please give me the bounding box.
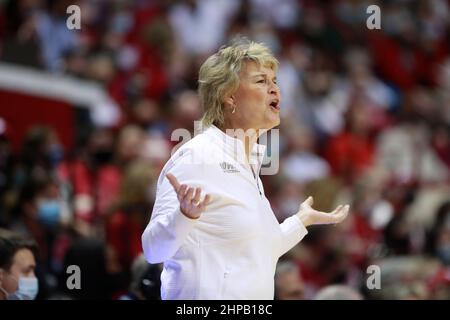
[142,37,349,300]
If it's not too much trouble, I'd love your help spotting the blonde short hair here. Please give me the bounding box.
[198,37,279,128]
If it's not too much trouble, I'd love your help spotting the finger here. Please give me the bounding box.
[331,205,343,214]
[166,173,181,192]
[198,194,211,210]
[313,205,346,223]
[192,187,202,205]
[183,187,195,202]
[322,204,344,217]
[339,205,350,221]
[332,205,350,223]
[301,196,314,208]
[178,184,188,200]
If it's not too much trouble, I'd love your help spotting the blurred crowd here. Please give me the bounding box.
[1,0,450,300]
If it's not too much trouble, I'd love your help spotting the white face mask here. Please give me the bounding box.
[0,275,39,300]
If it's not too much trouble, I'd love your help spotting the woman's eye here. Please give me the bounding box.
[257,80,265,83]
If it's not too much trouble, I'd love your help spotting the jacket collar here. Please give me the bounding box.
[203,125,267,174]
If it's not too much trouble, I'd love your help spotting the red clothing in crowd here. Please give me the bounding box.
[57,160,122,223]
[367,32,437,89]
[106,211,143,269]
[324,132,375,180]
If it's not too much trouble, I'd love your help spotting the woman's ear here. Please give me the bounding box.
[224,95,236,109]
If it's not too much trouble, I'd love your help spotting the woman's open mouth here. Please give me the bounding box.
[269,100,280,111]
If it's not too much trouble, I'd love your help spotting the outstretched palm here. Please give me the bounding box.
[297,196,349,227]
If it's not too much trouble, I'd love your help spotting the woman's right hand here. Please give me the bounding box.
[166,173,211,220]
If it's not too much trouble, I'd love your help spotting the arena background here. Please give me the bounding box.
[0,0,449,300]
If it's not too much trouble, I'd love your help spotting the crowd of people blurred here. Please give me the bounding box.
[1,0,450,299]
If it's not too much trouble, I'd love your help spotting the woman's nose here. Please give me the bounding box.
[269,83,280,96]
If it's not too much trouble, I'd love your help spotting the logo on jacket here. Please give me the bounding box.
[219,161,240,173]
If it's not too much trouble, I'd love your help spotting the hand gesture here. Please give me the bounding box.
[166,173,211,220]
[297,196,349,227]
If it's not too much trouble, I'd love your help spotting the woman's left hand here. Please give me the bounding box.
[296,196,349,228]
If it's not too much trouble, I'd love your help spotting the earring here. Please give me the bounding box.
[232,106,236,114]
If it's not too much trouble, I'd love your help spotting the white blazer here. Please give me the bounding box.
[142,125,308,299]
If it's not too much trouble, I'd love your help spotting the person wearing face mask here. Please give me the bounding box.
[36,193,63,229]
[0,229,39,300]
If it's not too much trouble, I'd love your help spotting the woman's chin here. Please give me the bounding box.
[269,115,280,128]
[262,121,280,131]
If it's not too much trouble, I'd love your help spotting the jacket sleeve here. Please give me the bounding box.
[142,149,203,264]
[278,214,308,257]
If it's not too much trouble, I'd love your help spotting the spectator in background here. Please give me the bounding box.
[0,228,39,300]
[127,98,166,136]
[94,125,145,220]
[272,179,305,222]
[169,89,203,137]
[1,0,43,68]
[35,0,80,72]
[314,284,363,300]
[296,50,346,140]
[60,237,127,300]
[248,0,301,31]
[57,126,146,237]
[168,0,240,56]
[20,126,64,174]
[341,46,397,113]
[340,167,389,268]
[366,255,443,300]
[57,128,116,237]
[301,4,344,55]
[376,87,449,184]
[275,260,305,300]
[9,175,70,274]
[324,95,376,183]
[139,133,172,172]
[281,123,330,184]
[429,201,450,266]
[119,254,162,300]
[275,42,308,117]
[116,125,146,167]
[106,160,156,270]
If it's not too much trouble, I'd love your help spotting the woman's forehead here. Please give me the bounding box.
[240,61,276,78]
